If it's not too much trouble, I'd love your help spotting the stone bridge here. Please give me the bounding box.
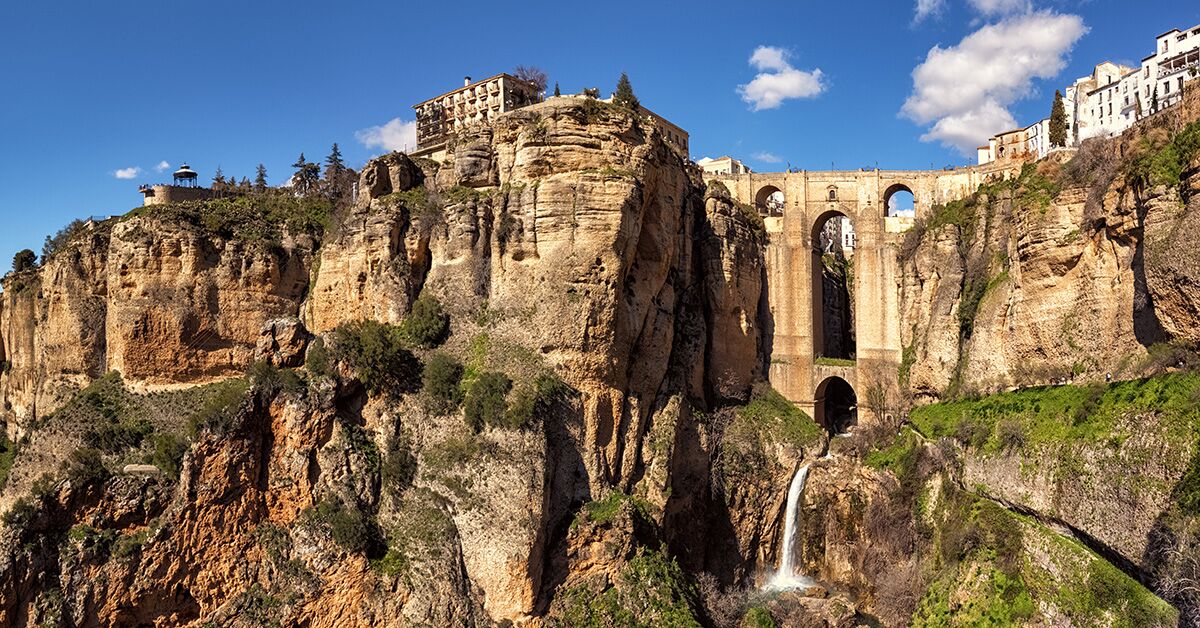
[707,166,1011,429]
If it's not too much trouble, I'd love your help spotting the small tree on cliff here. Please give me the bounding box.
[614,72,639,111]
[212,166,226,190]
[11,249,35,273]
[290,153,320,195]
[1049,90,1068,148]
[514,65,548,94]
[553,82,561,97]
[254,164,268,191]
[324,143,345,181]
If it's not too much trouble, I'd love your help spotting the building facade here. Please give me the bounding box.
[696,156,753,176]
[412,74,541,156]
[979,23,1200,166]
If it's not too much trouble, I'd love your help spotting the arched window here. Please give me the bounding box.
[828,188,837,201]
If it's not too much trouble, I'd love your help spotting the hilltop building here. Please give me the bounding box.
[412,74,542,158]
[979,23,1200,165]
[409,72,690,160]
[697,156,753,176]
[139,164,218,206]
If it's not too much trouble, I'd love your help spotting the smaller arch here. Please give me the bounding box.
[755,184,785,216]
[813,376,857,434]
[810,209,853,250]
[826,185,838,201]
[883,183,915,217]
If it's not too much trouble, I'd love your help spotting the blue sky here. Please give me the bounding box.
[1,0,1197,268]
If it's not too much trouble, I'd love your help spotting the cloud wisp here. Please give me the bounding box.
[753,151,783,163]
[913,0,947,23]
[901,11,1087,154]
[738,46,825,111]
[914,0,1031,23]
[355,118,418,153]
[113,166,142,180]
[155,160,171,172]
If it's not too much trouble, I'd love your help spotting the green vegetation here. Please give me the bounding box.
[1014,163,1062,213]
[0,434,18,489]
[127,194,332,244]
[305,497,380,555]
[185,378,251,437]
[463,371,512,431]
[423,352,464,413]
[555,547,700,627]
[332,320,421,396]
[613,72,640,111]
[245,360,303,397]
[11,249,35,273]
[380,435,416,501]
[503,371,569,430]
[814,356,855,367]
[399,295,450,348]
[1049,90,1068,148]
[1129,119,1200,193]
[734,383,824,447]
[304,336,331,378]
[577,491,653,527]
[911,373,1200,454]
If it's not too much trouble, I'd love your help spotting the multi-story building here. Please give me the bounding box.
[411,74,542,157]
[1142,25,1200,113]
[980,24,1200,166]
[696,156,752,176]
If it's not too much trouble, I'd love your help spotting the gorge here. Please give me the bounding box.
[0,85,1198,626]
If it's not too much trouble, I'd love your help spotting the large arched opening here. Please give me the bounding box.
[883,183,915,217]
[755,185,785,217]
[814,376,857,433]
[811,210,856,361]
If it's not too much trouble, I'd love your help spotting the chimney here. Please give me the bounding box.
[464,76,471,87]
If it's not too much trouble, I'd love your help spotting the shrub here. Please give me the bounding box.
[381,435,416,501]
[463,371,512,432]
[186,378,250,437]
[996,418,1027,451]
[11,249,36,273]
[85,415,154,453]
[307,498,380,555]
[1,498,39,528]
[63,447,110,487]
[504,371,569,429]
[0,435,18,489]
[332,320,422,395]
[246,360,303,396]
[149,433,188,478]
[399,295,450,349]
[423,352,464,413]
[305,336,332,378]
[42,218,87,262]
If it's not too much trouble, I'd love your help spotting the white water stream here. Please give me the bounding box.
[765,463,815,590]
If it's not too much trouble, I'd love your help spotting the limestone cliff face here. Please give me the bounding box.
[900,86,1200,400]
[0,98,778,626]
[0,216,314,437]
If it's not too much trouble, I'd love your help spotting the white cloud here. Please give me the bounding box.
[113,166,142,179]
[914,0,947,23]
[738,46,825,111]
[355,118,418,153]
[967,0,1031,17]
[753,151,783,163]
[154,160,171,172]
[901,12,1087,154]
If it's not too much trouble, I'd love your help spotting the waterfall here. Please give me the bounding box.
[765,464,814,591]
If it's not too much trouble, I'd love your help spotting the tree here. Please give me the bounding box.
[291,153,320,195]
[514,65,548,94]
[324,143,345,181]
[11,249,35,273]
[254,164,268,191]
[553,82,561,97]
[614,72,639,111]
[212,166,226,190]
[1049,90,1068,148]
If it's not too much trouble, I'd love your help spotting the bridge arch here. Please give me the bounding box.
[811,209,855,361]
[814,376,857,433]
[883,183,915,217]
[755,185,785,216]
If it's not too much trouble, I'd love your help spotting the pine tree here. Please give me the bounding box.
[553,82,561,97]
[614,72,639,111]
[1049,90,1068,148]
[291,153,319,195]
[324,143,345,181]
[212,166,226,189]
[240,176,250,190]
[12,249,36,273]
[254,164,268,191]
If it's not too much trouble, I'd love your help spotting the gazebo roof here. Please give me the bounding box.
[173,164,198,179]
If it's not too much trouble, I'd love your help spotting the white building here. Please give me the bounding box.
[1142,25,1200,114]
[696,156,752,176]
[980,23,1200,166]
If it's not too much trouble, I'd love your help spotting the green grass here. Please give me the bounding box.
[554,547,700,627]
[578,492,652,527]
[814,357,855,367]
[735,384,824,447]
[911,373,1200,454]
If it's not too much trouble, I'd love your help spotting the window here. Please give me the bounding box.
[828,188,837,201]
[1165,81,1171,94]
[1145,66,1150,78]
